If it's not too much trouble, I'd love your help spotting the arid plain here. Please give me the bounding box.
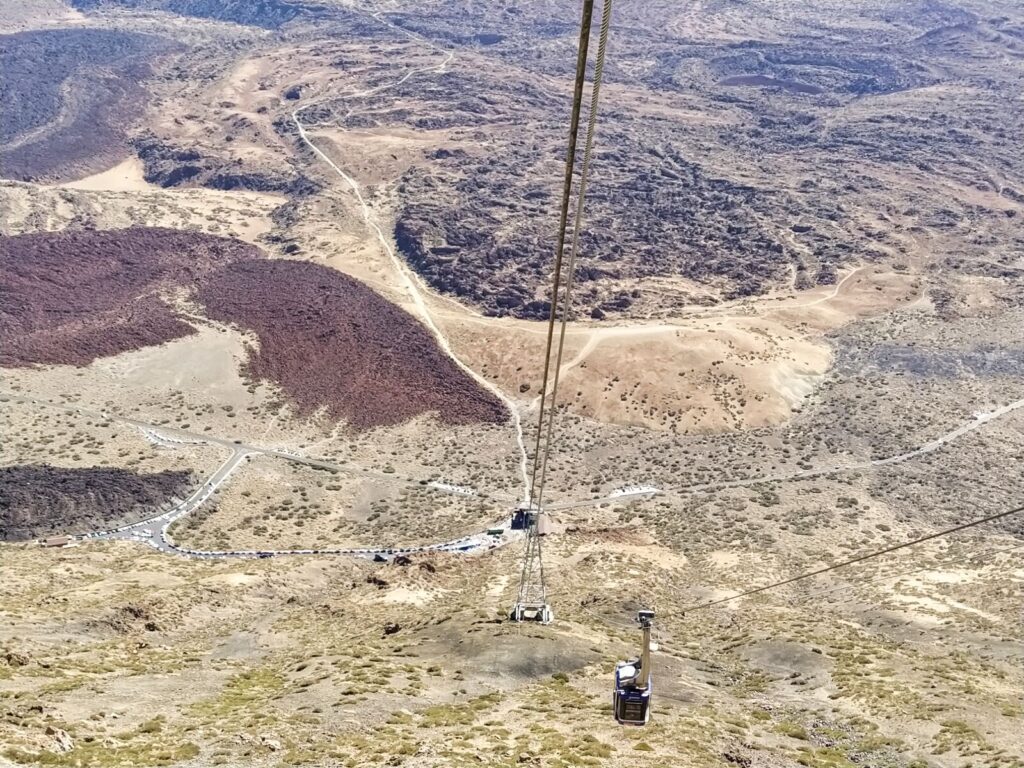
[1,1,1023,767]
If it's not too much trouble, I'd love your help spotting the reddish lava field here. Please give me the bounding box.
[196,258,506,428]
[0,227,258,367]
[0,227,506,429]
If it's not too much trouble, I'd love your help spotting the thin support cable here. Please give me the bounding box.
[671,503,1024,616]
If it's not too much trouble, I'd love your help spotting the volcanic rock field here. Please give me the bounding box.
[0,227,506,429]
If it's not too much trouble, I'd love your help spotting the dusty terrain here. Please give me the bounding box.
[1,162,285,244]
[1,523,1021,768]
[1,0,1023,766]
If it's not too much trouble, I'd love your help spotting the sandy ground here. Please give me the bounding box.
[1,177,284,244]
[434,266,920,432]
[0,0,83,32]
[313,127,451,188]
[3,528,1019,767]
[91,322,259,411]
[60,157,156,193]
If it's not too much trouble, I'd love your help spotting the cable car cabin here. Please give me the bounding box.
[511,505,544,532]
[613,609,655,726]
[511,507,531,530]
[613,662,651,725]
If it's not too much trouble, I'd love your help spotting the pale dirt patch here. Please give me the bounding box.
[51,668,234,732]
[374,587,438,606]
[941,599,1002,622]
[958,275,1007,312]
[443,312,832,432]
[909,570,976,585]
[704,588,745,610]
[770,267,923,331]
[435,265,921,433]
[202,573,262,588]
[0,319,287,456]
[0,302,313,442]
[59,156,154,193]
[890,593,955,614]
[92,322,256,410]
[569,542,689,571]
[563,321,831,431]
[312,127,451,188]
[889,591,1001,623]
[101,569,188,590]
[0,180,284,244]
[486,574,510,598]
[772,361,826,408]
[709,551,740,569]
[216,56,267,110]
[0,0,84,32]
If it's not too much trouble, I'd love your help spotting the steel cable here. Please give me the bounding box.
[664,503,1024,617]
[528,0,596,506]
[531,0,614,512]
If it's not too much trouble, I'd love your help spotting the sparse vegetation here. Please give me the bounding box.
[1,0,1023,766]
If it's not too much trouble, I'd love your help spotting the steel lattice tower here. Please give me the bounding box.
[510,513,552,623]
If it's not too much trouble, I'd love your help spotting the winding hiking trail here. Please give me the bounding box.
[291,16,531,502]
[9,13,1010,564]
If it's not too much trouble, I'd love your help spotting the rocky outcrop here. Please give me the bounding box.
[132,133,319,195]
[0,29,173,181]
[0,465,192,541]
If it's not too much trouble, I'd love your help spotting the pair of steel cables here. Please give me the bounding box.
[518,0,1024,630]
[528,0,614,513]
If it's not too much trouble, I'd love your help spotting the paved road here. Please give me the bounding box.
[92,445,518,562]
[2,392,525,560]
[91,448,250,552]
[1,392,510,500]
[7,390,1024,558]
